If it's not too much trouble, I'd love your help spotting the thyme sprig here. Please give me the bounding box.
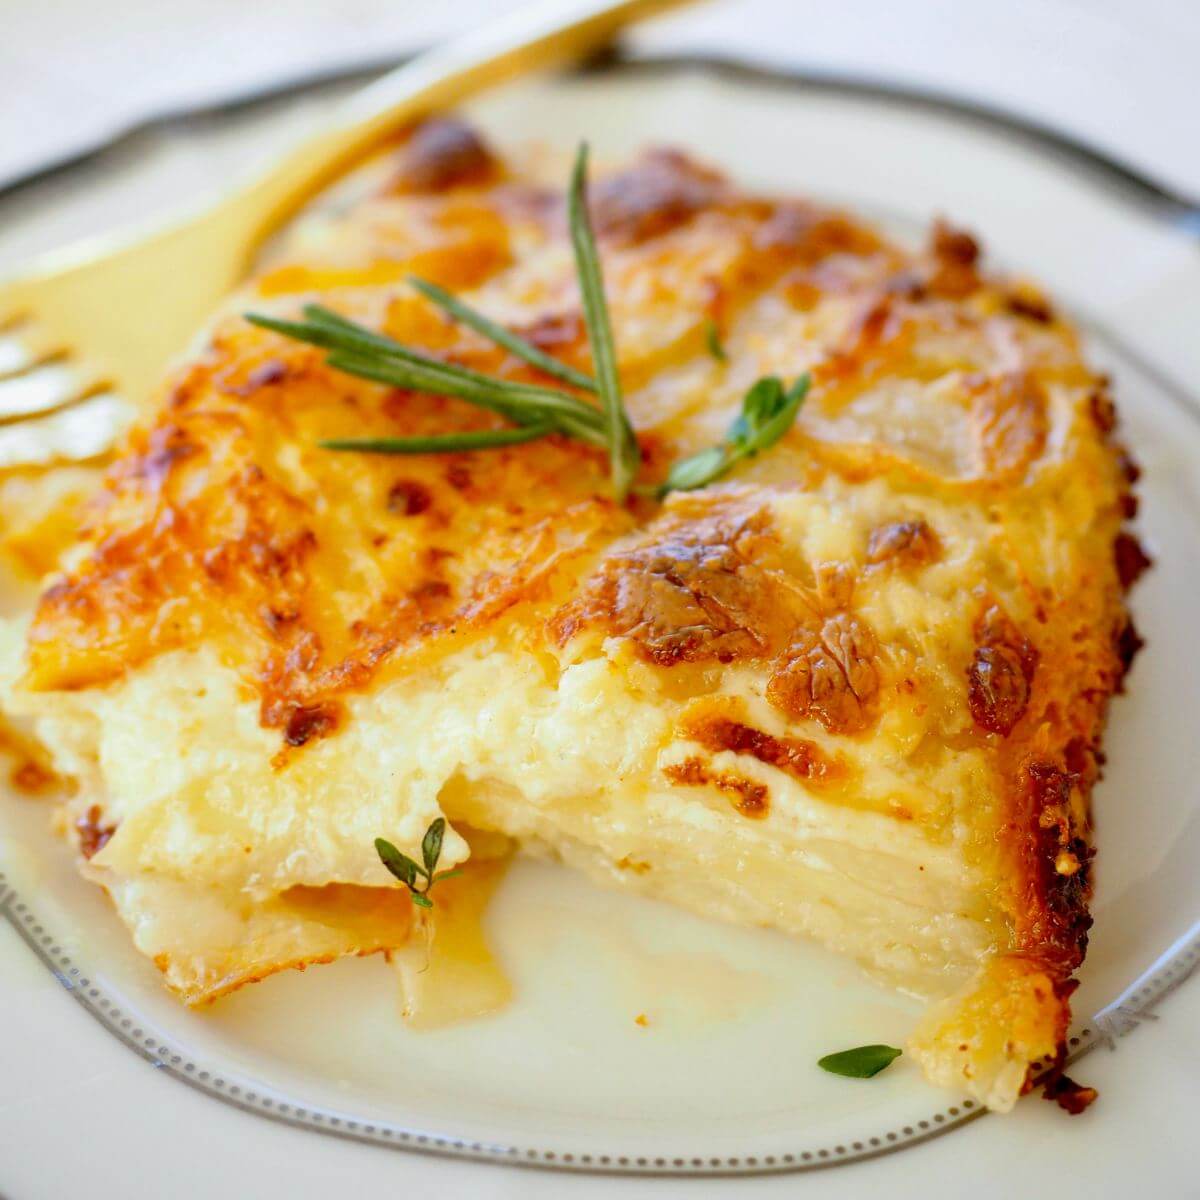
[375,818,461,910]
[659,373,810,495]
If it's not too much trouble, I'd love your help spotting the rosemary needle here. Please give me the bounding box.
[567,143,640,502]
[321,425,554,455]
[407,275,597,394]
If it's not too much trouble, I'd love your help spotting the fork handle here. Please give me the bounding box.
[227,0,692,263]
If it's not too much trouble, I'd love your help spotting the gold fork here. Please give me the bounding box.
[0,0,689,466]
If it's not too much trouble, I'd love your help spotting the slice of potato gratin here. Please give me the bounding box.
[0,118,1145,1112]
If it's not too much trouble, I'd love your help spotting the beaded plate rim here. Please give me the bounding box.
[4,860,1198,1176]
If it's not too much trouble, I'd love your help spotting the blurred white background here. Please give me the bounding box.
[3,0,1198,197]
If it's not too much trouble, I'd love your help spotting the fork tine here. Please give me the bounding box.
[0,392,136,470]
[0,334,35,379]
[0,330,69,381]
[0,362,106,424]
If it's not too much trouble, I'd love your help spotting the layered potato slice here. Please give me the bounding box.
[104,876,415,1005]
[1,119,1143,1109]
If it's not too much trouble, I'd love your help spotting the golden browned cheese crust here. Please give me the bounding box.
[13,119,1142,1105]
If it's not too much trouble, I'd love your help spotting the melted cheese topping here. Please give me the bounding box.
[1,121,1140,1110]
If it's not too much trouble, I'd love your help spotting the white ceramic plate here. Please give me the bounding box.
[2,55,1198,1183]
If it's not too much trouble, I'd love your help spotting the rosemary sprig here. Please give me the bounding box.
[245,144,637,496]
[567,144,640,502]
[375,818,461,910]
[245,144,807,499]
[660,372,811,494]
[246,307,608,448]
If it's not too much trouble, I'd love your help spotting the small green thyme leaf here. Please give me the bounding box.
[422,817,446,876]
[704,319,727,362]
[375,837,421,888]
[817,1044,903,1079]
[661,445,727,493]
[375,820,457,910]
